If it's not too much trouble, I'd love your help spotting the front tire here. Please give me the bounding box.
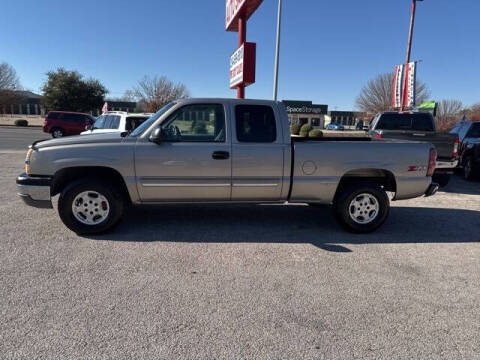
[464,157,475,181]
[333,184,390,233]
[58,178,124,234]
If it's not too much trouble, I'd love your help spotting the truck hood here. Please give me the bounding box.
[33,133,127,149]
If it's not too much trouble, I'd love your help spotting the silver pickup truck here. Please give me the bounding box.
[17,98,439,234]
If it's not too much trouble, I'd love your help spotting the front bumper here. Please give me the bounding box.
[16,173,53,209]
[425,182,439,197]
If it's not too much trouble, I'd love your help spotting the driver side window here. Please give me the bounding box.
[161,104,226,142]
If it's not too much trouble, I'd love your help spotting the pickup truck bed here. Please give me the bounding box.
[368,111,459,186]
[17,98,438,235]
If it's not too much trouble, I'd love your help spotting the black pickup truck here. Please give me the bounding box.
[368,112,459,187]
[449,121,480,180]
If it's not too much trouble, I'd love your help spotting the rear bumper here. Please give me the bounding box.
[16,173,53,209]
[425,182,439,197]
[436,159,458,173]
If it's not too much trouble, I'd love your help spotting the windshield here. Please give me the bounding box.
[130,102,176,137]
[468,123,480,138]
[94,114,121,130]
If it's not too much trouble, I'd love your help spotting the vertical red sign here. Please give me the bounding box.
[225,0,263,98]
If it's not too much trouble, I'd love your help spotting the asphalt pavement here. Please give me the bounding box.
[0,126,46,151]
[1,127,479,359]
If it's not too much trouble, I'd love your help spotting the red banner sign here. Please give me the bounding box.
[230,42,256,88]
[403,61,417,108]
[226,0,263,31]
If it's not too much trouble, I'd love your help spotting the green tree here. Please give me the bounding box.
[41,68,107,112]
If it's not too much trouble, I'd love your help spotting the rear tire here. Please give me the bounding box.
[51,128,65,138]
[333,184,390,233]
[58,178,124,235]
[463,157,477,181]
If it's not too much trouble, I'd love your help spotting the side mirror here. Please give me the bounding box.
[85,125,93,131]
[149,128,163,144]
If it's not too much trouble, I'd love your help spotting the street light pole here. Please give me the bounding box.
[401,0,422,111]
[405,0,419,65]
[273,0,283,101]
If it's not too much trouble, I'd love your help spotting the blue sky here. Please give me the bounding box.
[1,0,479,110]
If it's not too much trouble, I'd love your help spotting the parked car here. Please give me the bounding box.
[368,111,459,187]
[43,111,96,138]
[81,111,152,135]
[17,98,438,235]
[326,123,345,131]
[449,121,480,180]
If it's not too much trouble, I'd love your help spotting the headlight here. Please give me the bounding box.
[25,148,33,175]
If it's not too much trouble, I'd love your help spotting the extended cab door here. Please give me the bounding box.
[134,103,231,202]
[231,103,287,201]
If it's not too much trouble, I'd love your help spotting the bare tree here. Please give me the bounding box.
[132,76,189,113]
[464,103,480,121]
[436,99,463,132]
[107,90,136,102]
[0,62,23,111]
[355,72,429,114]
[122,90,136,102]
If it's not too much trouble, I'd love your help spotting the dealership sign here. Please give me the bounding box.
[226,0,263,31]
[230,42,256,88]
[283,101,328,115]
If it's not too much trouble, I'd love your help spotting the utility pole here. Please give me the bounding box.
[273,0,283,101]
[401,0,422,111]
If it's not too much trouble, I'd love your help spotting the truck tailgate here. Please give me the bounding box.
[381,132,457,160]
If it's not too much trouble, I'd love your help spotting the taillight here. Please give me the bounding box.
[427,148,437,177]
[452,137,459,158]
[373,131,383,139]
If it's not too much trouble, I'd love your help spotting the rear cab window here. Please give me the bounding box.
[376,113,434,131]
[411,114,435,131]
[235,105,276,143]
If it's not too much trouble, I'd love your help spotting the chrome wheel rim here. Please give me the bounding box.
[72,191,110,225]
[349,193,379,225]
[53,130,63,137]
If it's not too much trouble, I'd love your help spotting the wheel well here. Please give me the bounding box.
[51,167,132,204]
[334,169,396,201]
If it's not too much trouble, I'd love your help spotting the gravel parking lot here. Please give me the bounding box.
[1,129,479,359]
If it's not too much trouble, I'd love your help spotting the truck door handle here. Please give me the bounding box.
[412,133,426,136]
[212,151,230,160]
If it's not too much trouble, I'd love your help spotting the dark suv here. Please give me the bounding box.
[43,111,96,138]
[450,121,480,180]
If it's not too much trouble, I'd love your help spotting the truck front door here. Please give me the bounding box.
[134,103,231,202]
